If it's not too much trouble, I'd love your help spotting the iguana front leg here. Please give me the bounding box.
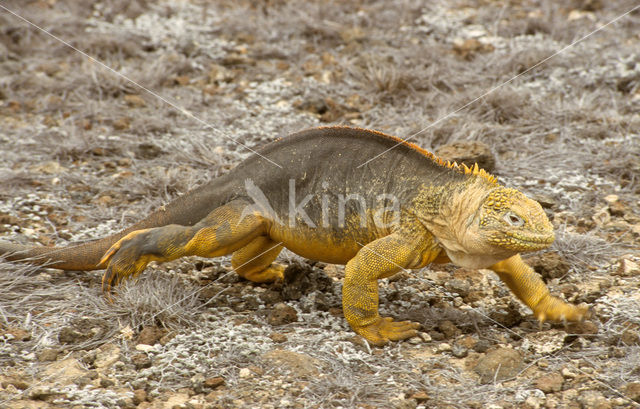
[343,233,439,346]
[100,200,267,293]
[490,254,588,323]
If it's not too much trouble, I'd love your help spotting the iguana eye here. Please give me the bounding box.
[504,211,524,227]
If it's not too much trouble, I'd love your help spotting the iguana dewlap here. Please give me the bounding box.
[0,126,587,345]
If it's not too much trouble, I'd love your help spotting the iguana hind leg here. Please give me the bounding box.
[100,200,267,293]
[231,236,285,283]
[490,254,588,323]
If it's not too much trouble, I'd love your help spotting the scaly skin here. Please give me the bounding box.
[0,126,588,346]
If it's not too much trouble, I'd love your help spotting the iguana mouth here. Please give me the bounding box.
[516,233,554,244]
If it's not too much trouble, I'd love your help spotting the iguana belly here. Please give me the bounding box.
[269,225,374,265]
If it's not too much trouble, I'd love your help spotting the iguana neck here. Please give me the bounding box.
[412,177,514,268]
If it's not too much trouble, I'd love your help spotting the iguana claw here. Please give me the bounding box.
[354,317,420,346]
[99,229,153,294]
[534,295,590,324]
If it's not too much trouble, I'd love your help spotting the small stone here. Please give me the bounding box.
[5,326,31,342]
[534,372,563,393]
[608,199,627,217]
[577,390,611,409]
[621,329,640,346]
[592,207,611,227]
[269,332,288,343]
[452,38,495,60]
[37,348,59,362]
[137,326,166,345]
[30,161,67,175]
[135,143,164,159]
[438,320,460,339]
[625,382,640,402]
[437,342,452,353]
[99,377,115,388]
[112,117,130,130]
[131,353,152,369]
[175,75,190,85]
[123,94,146,107]
[164,392,190,408]
[473,339,491,353]
[238,368,252,378]
[457,335,477,349]
[94,344,121,369]
[473,348,523,383]
[418,332,432,342]
[132,389,147,405]
[434,141,496,173]
[267,303,298,326]
[614,258,640,277]
[409,391,429,402]
[204,377,225,389]
[531,194,557,209]
[604,194,619,204]
[2,375,29,390]
[566,320,599,335]
[135,343,156,353]
[561,367,577,378]
[261,349,320,378]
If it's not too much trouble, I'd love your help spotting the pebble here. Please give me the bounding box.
[577,390,611,409]
[418,332,432,343]
[267,303,298,326]
[261,349,320,377]
[238,368,252,378]
[561,367,577,379]
[94,344,121,369]
[269,332,288,343]
[473,339,491,353]
[132,389,147,405]
[204,377,225,389]
[625,382,640,402]
[131,353,152,369]
[137,326,167,346]
[434,141,496,173]
[534,372,563,393]
[438,320,460,339]
[437,342,452,353]
[614,258,640,277]
[36,348,59,362]
[135,343,156,353]
[473,348,523,383]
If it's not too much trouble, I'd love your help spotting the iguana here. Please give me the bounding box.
[0,126,587,345]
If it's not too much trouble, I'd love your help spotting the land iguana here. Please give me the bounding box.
[0,126,588,345]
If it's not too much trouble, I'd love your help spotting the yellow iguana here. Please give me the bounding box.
[0,126,588,345]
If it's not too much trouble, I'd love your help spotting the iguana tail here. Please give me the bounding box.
[0,177,231,271]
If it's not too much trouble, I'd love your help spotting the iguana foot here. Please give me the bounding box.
[353,317,420,346]
[238,263,285,283]
[100,229,155,294]
[533,295,590,323]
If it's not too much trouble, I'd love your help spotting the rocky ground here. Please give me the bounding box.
[1,0,639,408]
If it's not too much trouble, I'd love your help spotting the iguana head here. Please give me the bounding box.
[426,183,555,269]
[477,187,554,252]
